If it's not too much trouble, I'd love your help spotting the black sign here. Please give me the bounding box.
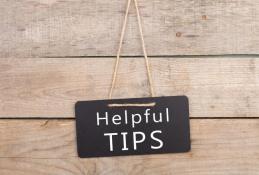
[75,96,190,158]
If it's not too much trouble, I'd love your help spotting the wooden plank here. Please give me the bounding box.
[1,0,259,57]
[0,156,258,175]
[0,119,259,175]
[0,57,258,118]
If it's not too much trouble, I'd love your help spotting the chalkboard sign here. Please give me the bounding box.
[75,96,190,158]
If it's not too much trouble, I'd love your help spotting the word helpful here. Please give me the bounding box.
[96,108,170,128]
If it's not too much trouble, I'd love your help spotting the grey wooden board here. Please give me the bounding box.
[1,0,259,57]
[0,57,258,118]
[0,119,259,175]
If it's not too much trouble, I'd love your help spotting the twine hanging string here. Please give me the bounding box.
[108,0,155,99]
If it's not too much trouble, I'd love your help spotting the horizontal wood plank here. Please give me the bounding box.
[0,57,258,118]
[0,119,259,174]
[1,0,259,57]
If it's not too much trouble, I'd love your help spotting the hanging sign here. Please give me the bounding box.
[75,96,190,158]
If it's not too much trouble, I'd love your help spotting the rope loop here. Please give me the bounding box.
[109,0,154,99]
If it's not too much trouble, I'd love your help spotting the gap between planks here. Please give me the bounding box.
[1,117,259,120]
[43,54,259,58]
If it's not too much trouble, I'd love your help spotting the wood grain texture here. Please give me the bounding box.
[1,0,259,57]
[0,119,259,175]
[0,57,258,118]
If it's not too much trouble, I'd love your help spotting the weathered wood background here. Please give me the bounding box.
[0,0,259,174]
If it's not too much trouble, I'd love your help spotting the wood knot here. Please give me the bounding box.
[202,15,207,20]
[176,32,182,37]
[41,120,49,127]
